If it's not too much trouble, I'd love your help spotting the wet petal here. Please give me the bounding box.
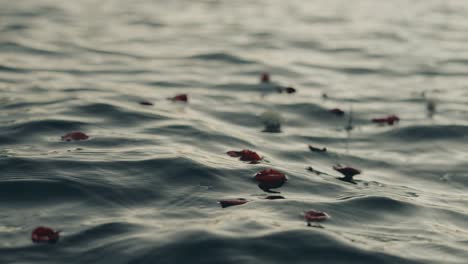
[31,226,60,243]
[265,195,285,200]
[260,72,270,83]
[219,198,248,208]
[227,150,262,162]
[371,115,400,125]
[329,108,344,116]
[168,94,188,102]
[305,210,329,222]
[284,87,296,94]
[139,101,153,106]
[333,165,361,178]
[308,145,327,152]
[254,169,287,192]
[238,150,262,162]
[61,131,89,141]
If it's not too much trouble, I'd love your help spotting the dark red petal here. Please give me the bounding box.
[329,108,345,116]
[219,199,248,208]
[254,169,287,184]
[260,73,270,83]
[227,149,262,162]
[140,101,153,106]
[168,94,188,102]
[305,210,329,222]
[31,226,60,243]
[333,165,361,177]
[388,115,400,124]
[61,132,89,141]
[372,115,400,125]
[239,150,262,162]
[265,195,285,200]
[308,145,327,152]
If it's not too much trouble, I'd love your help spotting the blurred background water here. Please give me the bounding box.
[1,0,468,263]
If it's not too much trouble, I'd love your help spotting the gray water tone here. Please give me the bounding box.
[1,0,468,263]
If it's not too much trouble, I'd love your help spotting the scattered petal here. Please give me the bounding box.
[329,108,344,116]
[284,87,296,94]
[427,100,436,118]
[305,210,329,223]
[371,115,400,125]
[254,169,287,193]
[260,72,270,83]
[265,195,285,200]
[333,165,361,183]
[139,101,153,106]
[219,198,248,208]
[31,227,60,243]
[239,151,262,162]
[255,169,287,183]
[277,86,296,94]
[168,94,188,102]
[333,165,361,177]
[308,145,327,153]
[61,132,89,141]
[227,149,262,162]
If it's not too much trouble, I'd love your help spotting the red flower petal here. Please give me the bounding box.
[61,132,89,141]
[329,108,345,116]
[219,199,248,208]
[168,94,188,102]
[254,169,287,185]
[31,226,60,243]
[305,210,329,222]
[371,115,400,125]
[140,101,153,106]
[333,165,361,178]
[238,150,262,162]
[260,73,270,83]
[227,150,262,162]
[387,115,400,125]
[265,195,285,200]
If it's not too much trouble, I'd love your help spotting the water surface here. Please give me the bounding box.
[1,0,468,263]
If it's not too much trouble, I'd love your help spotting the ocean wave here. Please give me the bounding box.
[1,1,467,263]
